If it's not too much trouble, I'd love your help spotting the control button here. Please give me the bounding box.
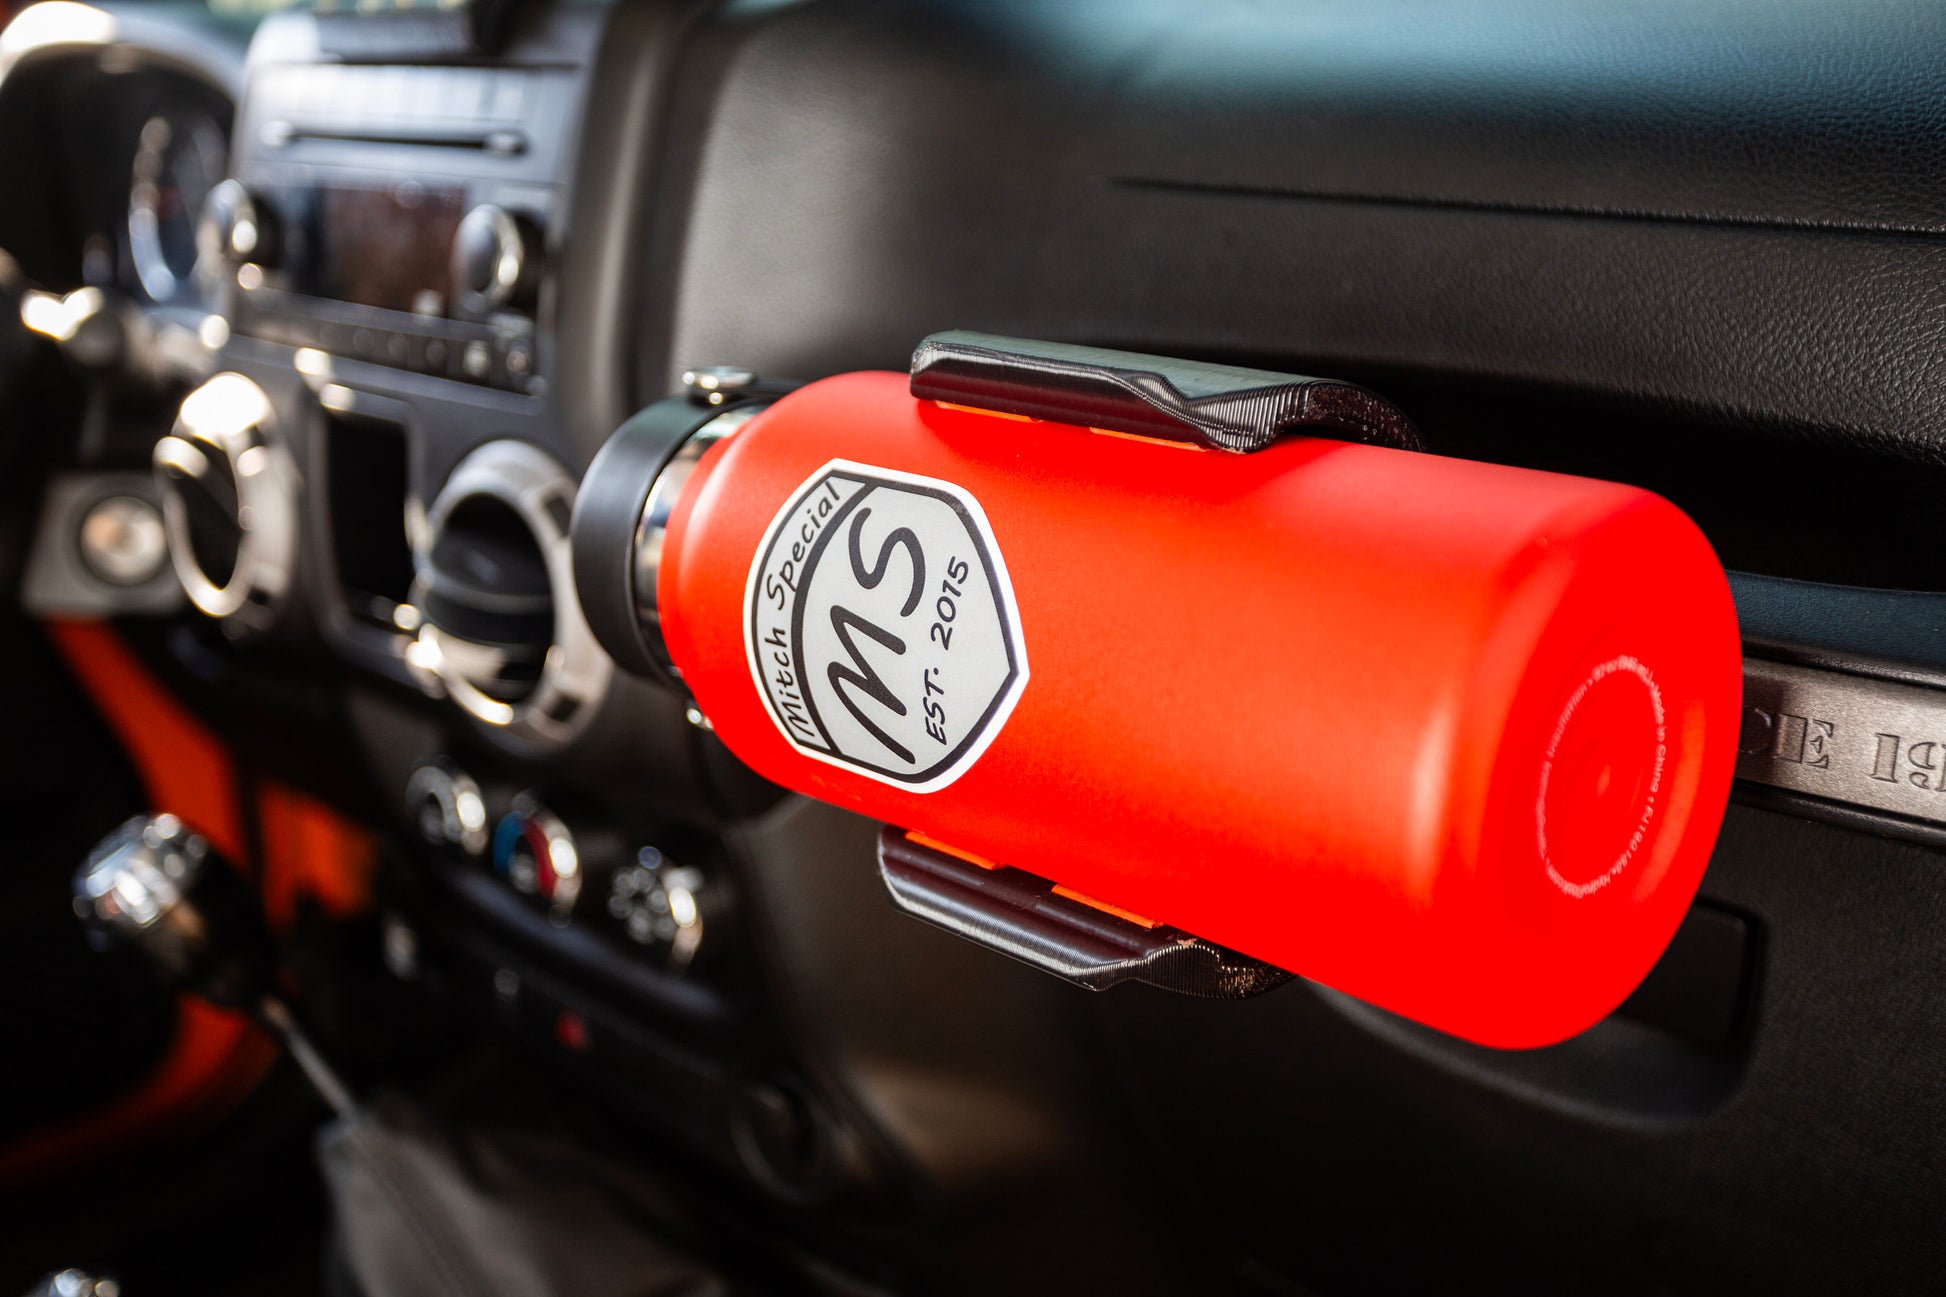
[461,339,493,382]
[198,180,279,269]
[503,338,534,382]
[605,846,707,971]
[450,204,535,314]
[407,332,449,375]
[491,795,580,922]
[405,761,489,857]
[76,494,168,587]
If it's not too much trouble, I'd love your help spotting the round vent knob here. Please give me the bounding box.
[405,761,488,857]
[198,179,277,268]
[604,845,712,972]
[490,794,585,922]
[450,204,534,313]
[409,441,611,750]
[153,373,296,629]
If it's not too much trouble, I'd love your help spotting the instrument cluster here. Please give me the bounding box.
[5,58,234,307]
[125,98,227,305]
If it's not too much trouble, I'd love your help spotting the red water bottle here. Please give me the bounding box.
[572,335,1742,1048]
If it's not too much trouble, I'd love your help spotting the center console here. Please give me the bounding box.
[168,0,875,1224]
[190,2,618,675]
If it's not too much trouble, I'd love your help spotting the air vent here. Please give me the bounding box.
[152,373,296,631]
[409,440,611,750]
[421,495,554,702]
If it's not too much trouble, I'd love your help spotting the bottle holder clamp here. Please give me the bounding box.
[877,331,1421,998]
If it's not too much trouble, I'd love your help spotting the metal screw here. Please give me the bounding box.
[681,366,757,396]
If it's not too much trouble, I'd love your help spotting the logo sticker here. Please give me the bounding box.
[744,460,1028,791]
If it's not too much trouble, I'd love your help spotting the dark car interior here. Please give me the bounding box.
[3,0,1946,1293]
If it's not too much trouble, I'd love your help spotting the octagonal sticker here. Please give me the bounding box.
[744,459,1029,791]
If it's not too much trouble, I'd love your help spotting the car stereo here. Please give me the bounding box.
[206,56,584,395]
[283,182,470,316]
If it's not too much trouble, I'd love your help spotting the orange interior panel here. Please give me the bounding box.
[0,621,374,1187]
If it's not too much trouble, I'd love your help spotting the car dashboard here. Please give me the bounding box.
[5,2,1946,1294]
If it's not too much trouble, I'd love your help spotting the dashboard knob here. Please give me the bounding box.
[491,795,582,922]
[406,761,489,857]
[450,204,533,313]
[198,178,276,268]
[77,493,169,587]
[73,814,272,1009]
[603,845,711,971]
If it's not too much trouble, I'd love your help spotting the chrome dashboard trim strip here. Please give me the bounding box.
[1737,657,1946,836]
